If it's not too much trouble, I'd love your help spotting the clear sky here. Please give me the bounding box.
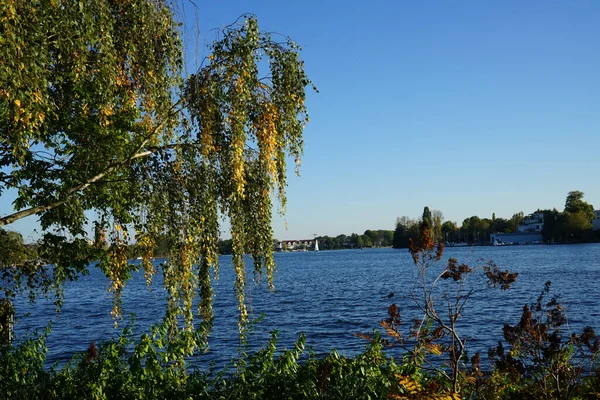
[187,0,600,240]
[3,1,600,242]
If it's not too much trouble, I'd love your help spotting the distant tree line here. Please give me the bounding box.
[315,230,394,250]
[218,230,397,255]
[393,191,599,248]
[0,230,39,265]
[7,191,595,257]
[393,207,446,248]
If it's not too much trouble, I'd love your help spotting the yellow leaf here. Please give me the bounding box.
[427,343,443,355]
[14,99,21,107]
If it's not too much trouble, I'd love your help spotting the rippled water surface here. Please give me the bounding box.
[13,244,600,368]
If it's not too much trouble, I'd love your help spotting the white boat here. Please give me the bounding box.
[314,238,319,252]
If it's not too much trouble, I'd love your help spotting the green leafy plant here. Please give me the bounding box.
[0,327,49,399]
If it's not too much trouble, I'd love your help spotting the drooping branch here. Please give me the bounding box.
[0,151,150,226]
[0,102,184,227]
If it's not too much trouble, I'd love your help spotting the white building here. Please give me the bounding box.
[490,212,545,245]
[274,239,316,251]
[518,212,544,233]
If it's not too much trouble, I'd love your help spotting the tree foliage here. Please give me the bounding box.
[441,221,458,242]
[565,190,594,217]
[1,1,314,355]
[431,209,443,243]
[422,206,432,229]
[393,216,419,249]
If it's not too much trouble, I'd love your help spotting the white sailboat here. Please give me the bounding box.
[314,238,319,251]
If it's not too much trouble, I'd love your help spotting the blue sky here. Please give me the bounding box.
[3,1,600,241]
[187,0,600,239]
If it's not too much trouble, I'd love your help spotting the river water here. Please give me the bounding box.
[12,244,600,369]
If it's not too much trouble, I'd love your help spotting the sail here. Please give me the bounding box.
[314,239,319,251]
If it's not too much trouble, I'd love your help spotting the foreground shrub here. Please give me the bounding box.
[0,329,404,400]
[362,212,518,397]
[0,329,49,399]
[481,282,600,400]
[1,314,600,399]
